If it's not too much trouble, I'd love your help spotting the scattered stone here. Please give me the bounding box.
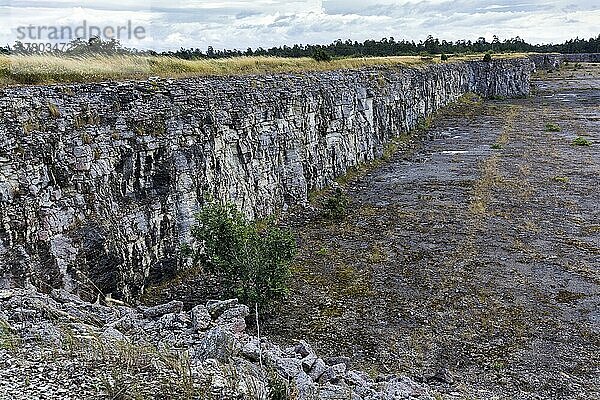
[101,327,127,343]
[0,289,436,400]
[142,300,184,319]
[157,312,191,331]
[294,340,314,358]
[319,383,352,400]
[426,368,455,385]
[207,299,239,319]
[383,376,432,398]
[216,305,249,335]
[319,363,347,384]
[275,357,303,379]
[0,290,13,300]
[193,326,241,363]
[190,304,212,331]
[295,371,319,400]
[309,358,328,381]
[241,338,262,362]
[325,356,351,368]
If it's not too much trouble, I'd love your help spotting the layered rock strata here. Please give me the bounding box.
[0,59,532,300]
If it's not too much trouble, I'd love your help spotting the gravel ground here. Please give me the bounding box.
[262,64,600,399]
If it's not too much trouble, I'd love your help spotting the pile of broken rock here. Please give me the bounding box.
[0,288,435,399]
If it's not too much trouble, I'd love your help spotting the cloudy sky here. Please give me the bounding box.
[1,0,599,51]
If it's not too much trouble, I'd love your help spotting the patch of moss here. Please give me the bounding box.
[0,319,20,351]
[457,92,482,106]
[572,136,591,146]
[556,290,586,304]
[317,247,330,256]
[334,264,373,298]
[553,176,569,183]
[368,244,386,263]
[544,123,561,132]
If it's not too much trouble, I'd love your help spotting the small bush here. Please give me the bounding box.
[416,116,432,131]
[491,143,502,150]
[572,137,591,146]
[312,49,332,62]
[191,203,296,308]
[440,53,448,62]
[322,189,350,220]
[483,52,492,62]
[545,123,561,132]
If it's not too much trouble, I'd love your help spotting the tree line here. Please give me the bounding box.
[164,35,600,59]
[2,35,599,58]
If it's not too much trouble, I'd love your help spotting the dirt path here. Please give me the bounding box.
[264,64,600,399]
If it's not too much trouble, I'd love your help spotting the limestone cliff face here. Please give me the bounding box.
[528,53,600,70]
[0,59,532,300]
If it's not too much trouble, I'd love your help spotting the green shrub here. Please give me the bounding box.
[416,116,432,131]
[312,49,332,62]
[491,143,502,150]
[440,53,448,62]
[191,203,296,308]
[483,52,492,62]
[322,189,350,220]
[544,123,561,132]
[572,137,591,146]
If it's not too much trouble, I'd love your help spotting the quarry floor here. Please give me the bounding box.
[262,64,600,399]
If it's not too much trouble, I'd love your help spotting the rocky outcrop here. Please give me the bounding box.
[0,60,532,300]
[0,288,441,399]
[528,53,600,70]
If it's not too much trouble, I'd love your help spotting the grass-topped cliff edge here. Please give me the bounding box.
[0,53,526,86]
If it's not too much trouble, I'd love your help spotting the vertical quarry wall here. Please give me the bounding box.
[528,53,600,70]
[0,59,532,300]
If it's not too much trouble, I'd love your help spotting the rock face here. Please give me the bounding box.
[0,60,532,300]
[0,288,441,400]
[528,53,600,70]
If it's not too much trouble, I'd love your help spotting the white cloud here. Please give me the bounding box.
[0,0,598,51]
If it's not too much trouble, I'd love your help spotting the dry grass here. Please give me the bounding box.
[0,53,527,86]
